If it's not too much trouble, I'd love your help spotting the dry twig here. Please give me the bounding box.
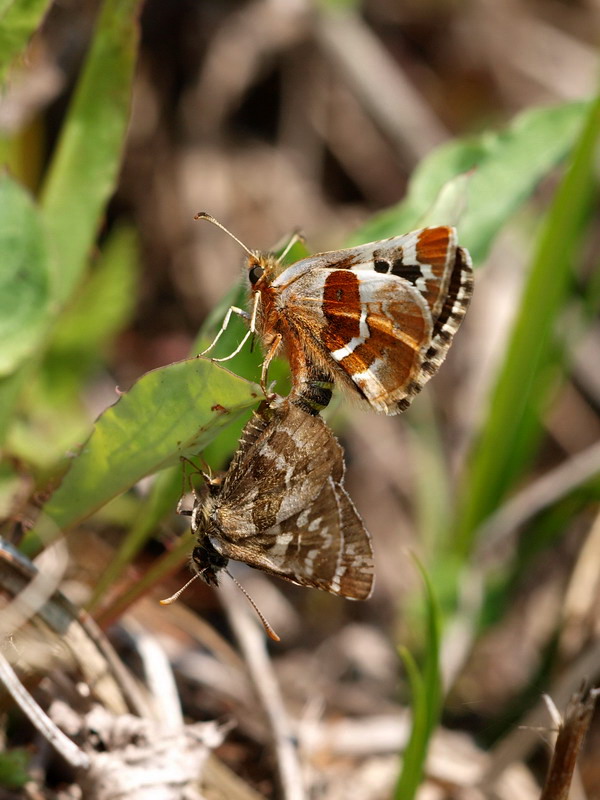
[219,576,307,800]
[540,685,599,800]
[480,642,600,788]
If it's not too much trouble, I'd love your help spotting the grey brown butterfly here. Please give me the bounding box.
[185,399,374,600]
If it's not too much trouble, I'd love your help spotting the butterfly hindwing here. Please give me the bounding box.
[219,476,373,600]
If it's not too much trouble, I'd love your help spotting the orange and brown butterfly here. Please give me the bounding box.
[196,213,473,416]
[179,397,374,602]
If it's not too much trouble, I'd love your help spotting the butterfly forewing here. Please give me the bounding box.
[254,225,473,415]
[217,402,342,529]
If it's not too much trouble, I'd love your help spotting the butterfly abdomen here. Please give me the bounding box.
[291,369,334,415]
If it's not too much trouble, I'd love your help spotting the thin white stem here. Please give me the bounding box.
[219,578,306,800]
[0,649,90,770]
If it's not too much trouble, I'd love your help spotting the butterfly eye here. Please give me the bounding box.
[249,265,264,285]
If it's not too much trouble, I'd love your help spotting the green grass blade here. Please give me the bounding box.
[25,359,260,549]
[0,0,52,83]
[395,647,426,799]
[0,747,29,790]
[0,367,30,444]
[395,556,443,799]
[0,175,51,376]
[456,92,600,552]
[414,557,442,734]
[40,0,142,305]
[350,101,588,262]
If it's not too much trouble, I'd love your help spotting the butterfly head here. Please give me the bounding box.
[247,253,279,290]
[188,491,228,586]
[191,539,229,587]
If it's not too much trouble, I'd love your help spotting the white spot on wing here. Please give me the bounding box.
[266,531,294,559]
[296,508,310,528]
[331,308,369,362]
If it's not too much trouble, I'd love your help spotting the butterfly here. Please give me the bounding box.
[196,214,473,415]
[181,398,374,601]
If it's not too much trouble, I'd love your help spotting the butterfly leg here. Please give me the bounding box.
[260,333,282,396]
[203,292,263,363]
[278,229,306,262]
[198,305,251,358]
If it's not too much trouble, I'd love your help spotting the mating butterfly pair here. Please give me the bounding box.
[183,218,472,606]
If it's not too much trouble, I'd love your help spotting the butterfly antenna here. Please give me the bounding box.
[225,568,281,642]
[159,573,200,605]
[194,212,255,259]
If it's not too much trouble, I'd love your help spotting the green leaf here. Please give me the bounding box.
[0,0,52,84]
[0,174,51,375]
[26,359,261,549]
[395,557,443,800]
[0,364,30,444]
[350,101,589,263]
[455,92,600,552]
[40,0,142,305]
[5,226,139,466]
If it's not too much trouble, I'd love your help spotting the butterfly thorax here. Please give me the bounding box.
[246,253,336,414]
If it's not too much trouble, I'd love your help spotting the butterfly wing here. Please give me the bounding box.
[273,228,473,414]
[216,474,374,599]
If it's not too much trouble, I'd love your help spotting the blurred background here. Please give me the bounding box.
[1,1,600,798]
